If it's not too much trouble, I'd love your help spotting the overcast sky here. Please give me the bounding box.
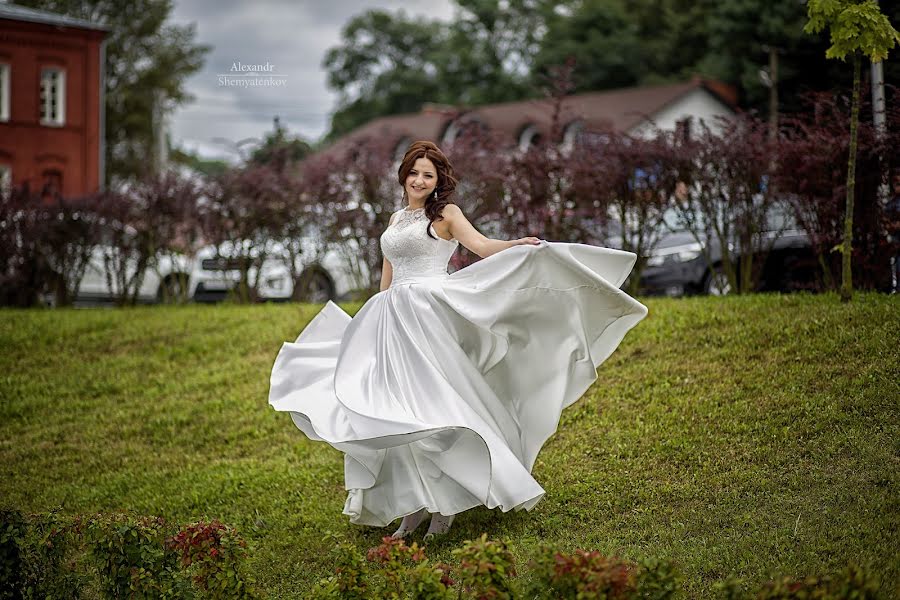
[168,0,456,162]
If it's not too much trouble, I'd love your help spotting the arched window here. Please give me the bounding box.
[441,120,461,146]
[560,120,584,154]
[518,124,539,152]
[442,117,486,147]
[393,137,411,162]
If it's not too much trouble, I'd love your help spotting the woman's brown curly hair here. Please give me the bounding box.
[397,140,459,240]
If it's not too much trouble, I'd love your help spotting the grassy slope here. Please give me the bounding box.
[0,292,897,598]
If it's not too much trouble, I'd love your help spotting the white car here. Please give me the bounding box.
[71,227,366,306]
[188,238,366,304]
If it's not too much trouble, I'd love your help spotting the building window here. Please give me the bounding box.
[42,169,62,196]
[560,120,584,155]
[0,165,11,196]
[40,67,66,126]
[393,137,411,163]
[518,124,540,152]
[0,64,9,122]
[675,117,692,143]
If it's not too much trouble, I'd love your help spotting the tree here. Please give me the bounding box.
[249,117,313,170]
[168,146,229,179]
[775,90,894,293]
[95,187,157,306]
[669,114,784,296]
[322,9,446,141]
[587,130,683,296]
[327,134,400,296]
[322,1,559,140]
[533,0,645,92]
[0,186,106,307]
[200,164,298,304]
[703,0,810,136]
[442,0,557,103]
[132,171,203,304]
[18,0,211,185]
[804,0,900,302]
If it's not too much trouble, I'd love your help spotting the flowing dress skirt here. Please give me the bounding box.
[268,241,649,526]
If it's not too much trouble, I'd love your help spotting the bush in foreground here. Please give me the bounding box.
[0,510,256,599]
[0,510,885,599]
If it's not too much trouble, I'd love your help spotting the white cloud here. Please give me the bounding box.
[169,0,456,159]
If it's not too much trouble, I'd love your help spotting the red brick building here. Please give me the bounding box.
[0,2,108,197]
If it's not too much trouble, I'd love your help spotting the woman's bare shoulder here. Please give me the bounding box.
[440,203,464,219]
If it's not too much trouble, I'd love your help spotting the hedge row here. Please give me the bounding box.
[1,510,884,599]
[311,533,883,600]
[0,509,255,599]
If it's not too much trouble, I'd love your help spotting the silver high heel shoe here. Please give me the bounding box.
[390,507,429,540]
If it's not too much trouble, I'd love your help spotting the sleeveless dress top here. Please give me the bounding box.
[380,206,459,286]
[268,203,649,527]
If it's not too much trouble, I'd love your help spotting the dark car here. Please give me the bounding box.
[636,227,817,296]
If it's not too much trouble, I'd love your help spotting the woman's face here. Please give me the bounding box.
[404,157,438,203]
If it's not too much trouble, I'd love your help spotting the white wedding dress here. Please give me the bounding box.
[268,206,649,527]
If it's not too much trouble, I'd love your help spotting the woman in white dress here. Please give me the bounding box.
[268,140,649,541]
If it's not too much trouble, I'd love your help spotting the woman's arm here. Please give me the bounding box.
[443,204,541,258]
[379,211,399,291]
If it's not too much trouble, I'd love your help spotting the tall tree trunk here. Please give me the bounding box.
[841,53,861,303]
[769,47,779,143]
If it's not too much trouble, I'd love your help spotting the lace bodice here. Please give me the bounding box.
[380,206,459,287]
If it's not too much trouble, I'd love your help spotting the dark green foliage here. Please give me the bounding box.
[534,0,645,92]
[321,0,900,140]
[310,534,454,599]
[167,520,256,599]
[0,511,256,599]
[0,510,87,599]
[86,513,191,599]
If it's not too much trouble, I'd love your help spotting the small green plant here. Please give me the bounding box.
[310,534,454,600]
[87,512,189,599]
[309,535,370,600]
[523,544,682,600]
[633,556,683,600]
[167,519,255,599]
[0,509,26,600]
[0,509,90,599]
[524,545,637,600]
[452,533,518,600]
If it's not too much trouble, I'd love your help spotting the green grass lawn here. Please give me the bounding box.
[1,292,898,598]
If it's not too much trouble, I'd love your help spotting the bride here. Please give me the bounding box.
[268,140,648,541]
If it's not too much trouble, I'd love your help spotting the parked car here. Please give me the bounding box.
[636,227,817,296]
[70,224,365,306]
[189,238,366,304]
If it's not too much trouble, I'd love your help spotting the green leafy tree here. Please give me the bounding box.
[441,0,558,103]
[322,1,559,140]
[533,0,644,92]
[322,9,446,141]
[703,0,810,134]
[168,146,229,179]
[804,0,900,302]
[18,0,211,185]
[249,117,312,170]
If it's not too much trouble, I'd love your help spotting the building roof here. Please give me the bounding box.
[321,77,737,160]
[0,2,110,32]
